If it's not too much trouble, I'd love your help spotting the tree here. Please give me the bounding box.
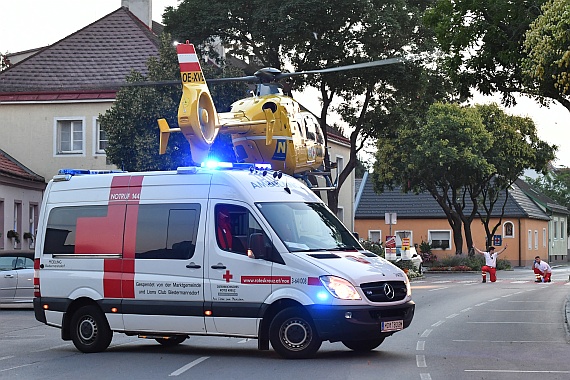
[99,33,247,171]
[162,0,437,212]
[0,52,10,72]
[423,0,570,112]
[372,102,555,254]
[526,169,570,234]
[523,0,570,103]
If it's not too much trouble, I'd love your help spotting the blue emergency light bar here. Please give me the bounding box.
[198,161,272,171]
[58,169,126,176]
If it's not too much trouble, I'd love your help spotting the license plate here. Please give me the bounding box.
[381,320,403,332]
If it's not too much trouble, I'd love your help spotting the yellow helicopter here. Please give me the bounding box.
[158,42,402,184]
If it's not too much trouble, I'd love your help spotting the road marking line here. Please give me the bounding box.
[0,356,14,361]
[465,369,570,374]
[488,298,500,302]
[0,363,34,373]
[416,355,427,367]
[431,320,445,327]
[420,329,432,338]
[467,321,558,324]
[31,343,71,353]
[475,302,487,306]
[170,357,209,377]
[420,373,432,380]
[460,307,472,313]
[428,286,449,292]
[446,313,459,319]
[453,339,556,343]
[416,341,425,350]
[237,339,250,344]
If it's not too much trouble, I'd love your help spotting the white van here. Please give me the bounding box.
[33,163,414,358]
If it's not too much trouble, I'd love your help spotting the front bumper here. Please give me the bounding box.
[306,301,415,342]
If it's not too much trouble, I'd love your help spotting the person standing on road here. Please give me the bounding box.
[532,256,552,283]
[473,244,508,283]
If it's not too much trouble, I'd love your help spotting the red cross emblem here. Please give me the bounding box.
[222,270,233,283]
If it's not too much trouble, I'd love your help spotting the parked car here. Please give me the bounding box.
[0,252,34,305]
[395,247,423,274]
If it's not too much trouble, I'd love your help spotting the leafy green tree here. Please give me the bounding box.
[0,53,10,72]
[526,170,570,234]
[100,33,247,171]
[523,0,570,106]
[372,102,555,254]
[423,0,570,111]
[163,0,438,212]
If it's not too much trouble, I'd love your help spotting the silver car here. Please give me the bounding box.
[0,252,34,305]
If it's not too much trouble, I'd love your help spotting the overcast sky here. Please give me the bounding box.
[2,0,569,168]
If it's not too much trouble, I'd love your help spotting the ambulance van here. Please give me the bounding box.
[33,163,414,359]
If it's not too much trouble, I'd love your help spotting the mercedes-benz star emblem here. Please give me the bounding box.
[383,283,395,300]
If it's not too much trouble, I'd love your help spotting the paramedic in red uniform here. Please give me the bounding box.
[473,244,508,283]
[533,256,552,283]
[216,206,233,251]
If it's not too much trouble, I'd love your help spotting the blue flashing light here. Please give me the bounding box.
[58,169,125,176]
[199,161,273,171]
[316,291,329,302]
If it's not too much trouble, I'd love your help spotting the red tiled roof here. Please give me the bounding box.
[0,149,44,182]
[0,7,160,94]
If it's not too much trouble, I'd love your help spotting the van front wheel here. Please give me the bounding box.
[269,307,321,359]
[70,305,112,353]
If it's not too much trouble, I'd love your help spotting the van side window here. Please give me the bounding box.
[215,204,271,256]
[135,204,200,260]
[44,206,108,255]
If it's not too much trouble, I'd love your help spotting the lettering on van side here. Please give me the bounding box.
[250,179,285,189]
[109,192,140,200]
[44,259,65,268]
[241,276,291,284]
[135,281,201,297]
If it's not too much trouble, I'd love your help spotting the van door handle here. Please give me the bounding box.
[4,274,14,278]
[186,263,201,269]
[211,263,226,269]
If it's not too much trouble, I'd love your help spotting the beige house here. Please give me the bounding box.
[0,149,45,253]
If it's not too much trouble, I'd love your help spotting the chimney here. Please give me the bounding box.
[122,0,152,28]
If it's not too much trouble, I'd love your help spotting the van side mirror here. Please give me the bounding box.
[248,233,267,260]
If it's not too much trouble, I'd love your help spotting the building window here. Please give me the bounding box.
[534,230,538,250]
[528,230,532,250]
[368,230,382,243]
[503,221,514,238]
[94,119,108,155]
[554,219,558,239]
[543,228,547,247]
[561,219,565,241]
[0,200,4,250]
[394,230,413,248]
[335,155,344,181]
[14,202,22,249]
[428,230,451,250]
[55,118,84,155]
[28,204,38,249]
[336,206,344,224]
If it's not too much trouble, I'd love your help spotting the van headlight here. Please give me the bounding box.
[319,276,361,300]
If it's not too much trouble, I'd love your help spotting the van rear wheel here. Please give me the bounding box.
[156,336,187,346]
[342,337,385,352]
[269,307,321,359]
[70,305,112,353]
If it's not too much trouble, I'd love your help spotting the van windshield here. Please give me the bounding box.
[256,202,362,252]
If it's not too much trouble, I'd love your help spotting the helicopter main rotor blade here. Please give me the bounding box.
[275,57,404,80]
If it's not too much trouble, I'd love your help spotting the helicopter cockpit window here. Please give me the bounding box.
[257,202,362,252]
[304,116,317,141]
[215,204,274,257]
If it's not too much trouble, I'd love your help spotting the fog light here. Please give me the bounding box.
[344,312,352,319]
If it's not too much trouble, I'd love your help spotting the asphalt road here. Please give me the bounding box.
[1,266,569,380]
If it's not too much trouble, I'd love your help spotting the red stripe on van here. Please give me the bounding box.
[101,176,143,299]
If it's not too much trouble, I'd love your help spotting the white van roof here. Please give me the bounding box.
[47,164,322,205]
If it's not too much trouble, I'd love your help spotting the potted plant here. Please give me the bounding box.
[23,232,34,242]
[7,230,20,244]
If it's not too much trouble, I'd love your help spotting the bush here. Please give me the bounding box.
[430,254,512,271]
[360,240,384,258]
